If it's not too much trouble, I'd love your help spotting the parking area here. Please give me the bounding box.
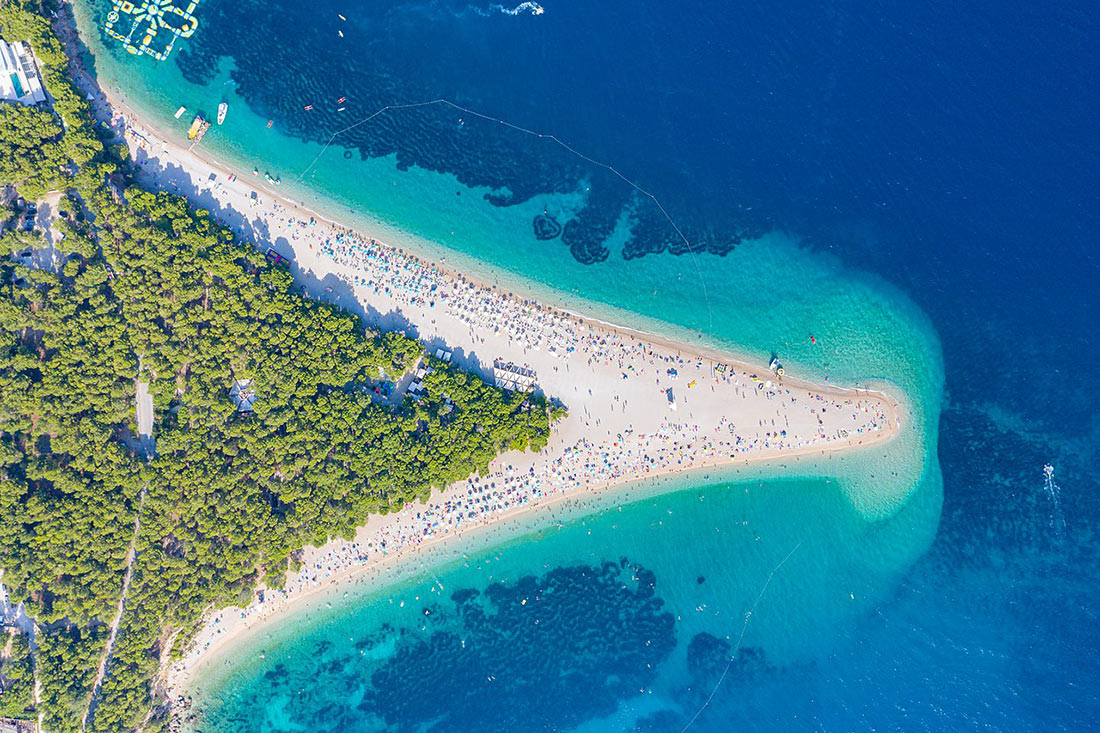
[5,190,68,271]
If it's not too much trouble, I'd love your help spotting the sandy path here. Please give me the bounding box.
[81,493,142,732]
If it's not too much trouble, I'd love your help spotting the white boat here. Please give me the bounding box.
[174,106,186,119]
[217,102,228,125]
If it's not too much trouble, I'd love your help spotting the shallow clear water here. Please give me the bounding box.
[190,469,942,731]
[69,0,1100,728]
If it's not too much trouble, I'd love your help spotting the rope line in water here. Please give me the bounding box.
[294,97,714,330]
[679,542,802,733]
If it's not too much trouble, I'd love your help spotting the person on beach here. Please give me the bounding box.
[113,92,895,699]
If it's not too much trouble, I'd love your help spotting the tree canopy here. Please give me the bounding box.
[0,4,559,730]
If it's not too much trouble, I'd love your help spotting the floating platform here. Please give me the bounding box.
[104,0,200,62]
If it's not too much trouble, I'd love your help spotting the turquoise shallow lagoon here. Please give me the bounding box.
[68,1,952,729]
[188,466,942,731]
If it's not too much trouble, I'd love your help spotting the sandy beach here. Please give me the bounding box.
[53,14,906,711]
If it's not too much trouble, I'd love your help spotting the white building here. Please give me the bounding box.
[0,40,45,104]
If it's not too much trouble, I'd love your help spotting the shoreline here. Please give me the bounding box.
[171,409,899,701]
[63,2,856,385]
[93,83,891,404]
[55,7,910,720]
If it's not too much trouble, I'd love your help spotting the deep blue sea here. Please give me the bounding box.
[77,0,1100,729]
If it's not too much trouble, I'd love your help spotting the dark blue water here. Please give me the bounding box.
[171,0,1100,398]
[153,0,1100,727]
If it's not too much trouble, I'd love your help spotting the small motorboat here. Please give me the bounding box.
[217,102,228,125]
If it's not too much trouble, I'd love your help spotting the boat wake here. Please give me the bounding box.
[1042,463,1066,540]
[487,1,545,15]
[397,0,545,19]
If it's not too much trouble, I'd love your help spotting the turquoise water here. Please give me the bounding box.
[68,1,955,729]
[189,469,941,731]
[75,5,943,515]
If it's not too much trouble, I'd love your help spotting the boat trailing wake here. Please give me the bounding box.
[489,1,544,15]
[461,1,544,17]
[401,0,545,18]
[1042,464,1066,539]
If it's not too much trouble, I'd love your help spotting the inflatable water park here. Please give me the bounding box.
[103,0,199,61]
